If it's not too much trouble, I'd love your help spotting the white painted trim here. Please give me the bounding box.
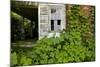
[49,5,51,31]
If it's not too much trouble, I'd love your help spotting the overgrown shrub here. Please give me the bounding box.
[11,52,17,66]
[11,5,95,66]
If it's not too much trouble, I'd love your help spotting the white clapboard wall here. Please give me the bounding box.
[38,3,66,39]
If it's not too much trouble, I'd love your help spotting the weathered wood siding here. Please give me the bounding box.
[39,3,66,39]
[50,5,66,31]
[39,3,49,39]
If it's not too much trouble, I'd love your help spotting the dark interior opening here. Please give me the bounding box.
[51,20,54,31]
[11,2,38,42]
[57,20,61,25]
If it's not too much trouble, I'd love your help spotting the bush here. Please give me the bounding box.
[30,31,94,64]
[11,5,95,66]
[11,52,17,66]
[19,55,32,65]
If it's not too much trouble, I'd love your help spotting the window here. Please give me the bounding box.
[51,8,56,13]
[57,20,61,25]
[51,20,54,30]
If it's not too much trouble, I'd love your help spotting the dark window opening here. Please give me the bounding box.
[51,9,56,13]
[51,20,54,30]
[57,20,61,25]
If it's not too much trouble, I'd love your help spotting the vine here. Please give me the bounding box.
[11,5,95,66]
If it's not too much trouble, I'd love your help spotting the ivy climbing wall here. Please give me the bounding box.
[11,4,95,66]
[67,5,95,61]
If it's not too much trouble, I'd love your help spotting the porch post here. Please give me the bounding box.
[38,3,40,40]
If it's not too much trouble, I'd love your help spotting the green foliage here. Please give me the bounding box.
[11,11,21,20]
[11,52,17,66]
[11,5,95,66]
[19,55,32,65]
[11,11,33,41]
